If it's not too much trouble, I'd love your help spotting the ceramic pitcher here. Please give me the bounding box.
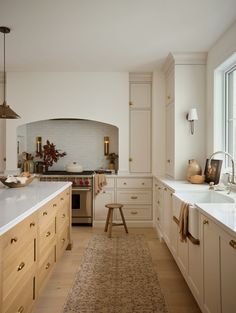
[186,159,202,182]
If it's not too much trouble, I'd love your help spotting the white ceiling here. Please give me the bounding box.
[1,0,236,72]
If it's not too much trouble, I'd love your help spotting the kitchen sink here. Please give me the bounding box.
[172,190,235,239]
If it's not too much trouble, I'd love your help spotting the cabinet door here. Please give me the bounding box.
[130,110,151,173]
[220,230,236,313]
[130,83,151,108]
[165,103,174,177]
[162,187,172,246]
[94,190,115,220]
[201,215,221,313]
[166,67,174,104]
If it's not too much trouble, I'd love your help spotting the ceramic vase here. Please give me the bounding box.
[186,159,202,182]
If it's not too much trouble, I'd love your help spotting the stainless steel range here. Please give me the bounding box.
[40,171,94,225]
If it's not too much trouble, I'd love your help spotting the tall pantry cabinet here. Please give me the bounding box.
[129,73,152,173]
[163,53,206,179]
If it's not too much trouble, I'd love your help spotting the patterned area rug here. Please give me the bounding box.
[63,234,168,313]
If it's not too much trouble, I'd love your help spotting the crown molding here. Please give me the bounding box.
[129,72,153,82]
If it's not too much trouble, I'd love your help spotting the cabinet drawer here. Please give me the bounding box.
[38,246,55,295]
[2,213,37,262]
[57,205,69,235]
[38,199,57,231]
[3,275,35,313]
[116,177,152,189]
[57,188,70,210]
[104,177,115,188]
[39,220,56,259]
[117,190,152,204]
[57,226,69,260]
[3,240,35,301]
[117,206,152,220]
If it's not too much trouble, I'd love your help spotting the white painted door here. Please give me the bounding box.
[220,229,236,313]
[130,110,151,173]
[130,83,151,108]
[201,215,221,313]
[94,190,115,220]
[165,102,174,177]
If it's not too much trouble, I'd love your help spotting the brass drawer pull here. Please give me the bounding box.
[142,182,145,185]
[229,240,236,249]
[30,222,35,227]
[123,182,127,185]
[158,187,162,190]
[164,187,167,191]
[10,237,18,244]
[43,211,48,216]
[131,211,138,215]
[18,306,24,313]
[60,197,64,201]
[62,213,66,218]
[46,231,51,237]
[203,220,209,225]
[167,159,171,163]
[131,196,138,200]
[45,262,50,270]
[157,200,160,204]
[17,262,25,271]
[53,203,57,207]
[61,238,66,243]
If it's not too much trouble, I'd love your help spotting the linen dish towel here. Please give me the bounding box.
[179,201,189,242]
[94,174,107,195]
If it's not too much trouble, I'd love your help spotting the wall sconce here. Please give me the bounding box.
[36,136,42,153]
[104,136,109,156]
[186,108,198,135]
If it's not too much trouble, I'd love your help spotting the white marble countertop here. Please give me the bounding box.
[196,203,236,238]
[157,176,236,237]
[0,180,72,236]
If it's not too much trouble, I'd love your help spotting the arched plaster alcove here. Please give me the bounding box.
[17,119,119,171]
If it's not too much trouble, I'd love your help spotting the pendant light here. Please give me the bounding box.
[0,26,20,119]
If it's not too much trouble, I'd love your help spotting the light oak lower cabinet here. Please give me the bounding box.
[0,186,72,313]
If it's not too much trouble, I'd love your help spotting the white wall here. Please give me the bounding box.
[18,119,118,171]
[207,20,236,156]
[6,72,129,172]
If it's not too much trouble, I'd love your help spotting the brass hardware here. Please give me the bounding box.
[131,211,138,215]
[102,190,106,193]
[30,222,35,227]
[61,238,66,243]
[60,197,64,201]
[123,182,127,185]
[129,101,133,106]
[46,231,51,237]
[167,159,171,163]
[43,211,48,216]
[18,306,24,313]
[17,262,25,271]
[66,192,69,195]
[157,217,160,221]
[10,237,18,244]
[164,187,167,191]
[45,262,50,270]
[229,239,236,249]
[158,187,162,190]
[131,196,138,199]
[62,214,66,218]
[203,220,209,225]
[104,136,110,155]
[53,203,57,207]
[171,193,173,197]
[142,182,145,185]
[129,157,132,162]
[157,200,160,204]
[167,95,171,100]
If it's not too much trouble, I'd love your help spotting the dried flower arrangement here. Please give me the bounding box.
[35,140,66,170]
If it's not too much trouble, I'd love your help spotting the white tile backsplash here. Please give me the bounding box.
[18,119,118,171]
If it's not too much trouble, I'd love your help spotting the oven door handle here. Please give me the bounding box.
[72,188,91,192]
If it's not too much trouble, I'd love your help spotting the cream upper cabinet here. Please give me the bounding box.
[129,73,152,174]
[129,82,151,108]
[130,110,151,173]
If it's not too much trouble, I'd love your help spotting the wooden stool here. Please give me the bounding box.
[104,203,128,238]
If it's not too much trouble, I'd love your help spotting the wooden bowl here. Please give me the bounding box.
[189,175,205,184]
[0,176,35,188]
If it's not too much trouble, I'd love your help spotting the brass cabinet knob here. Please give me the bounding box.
[10,237,18,244]
[61,238,66,243]
[229,239,236,249]
[60,197,64,201]
[164,187,167,191]
[129,158,133,162]
[123,182,127,185]
[131,211,138,215]
[167,95,171,100]
[43,211,48,216]
[167,159,171,163]
[46,231,51,237]
[129,101,133,106]
[17,262,25,271]
[203,220,209,225]
[45,262,50,270]
[131,196,138,200]
[30,222,35,227]
[53,203,57,207]
[62,213,66,218]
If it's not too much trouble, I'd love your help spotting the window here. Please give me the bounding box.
[225,65,236,164]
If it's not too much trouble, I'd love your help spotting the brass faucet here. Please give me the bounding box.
[208,151,236,185]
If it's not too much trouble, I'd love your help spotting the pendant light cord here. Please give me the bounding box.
[3,31,6,105]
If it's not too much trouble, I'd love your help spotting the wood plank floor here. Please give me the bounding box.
[32,227,201,313]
